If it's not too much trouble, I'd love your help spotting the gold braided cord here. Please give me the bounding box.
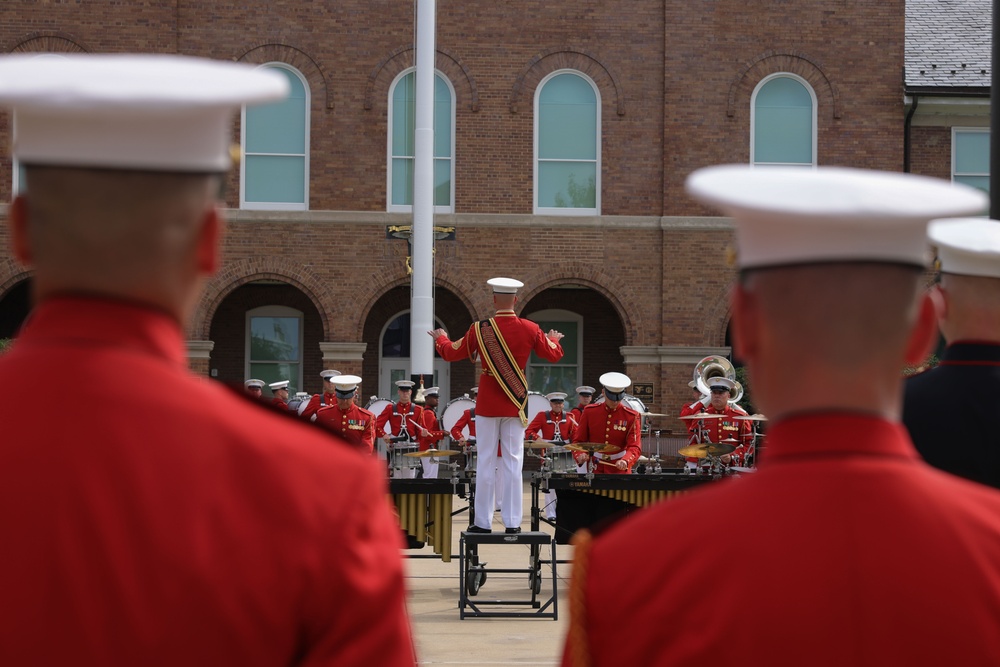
[567,529,594,667]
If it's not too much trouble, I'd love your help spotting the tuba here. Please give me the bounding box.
[693,355,744,405]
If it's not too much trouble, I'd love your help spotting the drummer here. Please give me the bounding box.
[570,386,595,421]
[682,377,752,466]
[414,387,449,478]
[312,375,376,453]
[299,369,342,419]
[571,373,642,474]
[526,392,577,519]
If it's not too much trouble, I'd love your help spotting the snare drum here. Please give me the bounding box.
[526,391,549,423]
[546,444,577,473]
[365,397,393,460]
[441,396,475,444]
[390,442,420,478]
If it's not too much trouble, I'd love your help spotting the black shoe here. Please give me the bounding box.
[505,527,522,534]
[466,525,491,534]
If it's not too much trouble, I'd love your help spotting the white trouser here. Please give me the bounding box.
[473,416,524,530]
[421,458,439,479]
[543,489,557,519]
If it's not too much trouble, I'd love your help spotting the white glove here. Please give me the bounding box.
[699,395,711,407]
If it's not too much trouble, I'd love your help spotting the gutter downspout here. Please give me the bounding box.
[903,94,918,173]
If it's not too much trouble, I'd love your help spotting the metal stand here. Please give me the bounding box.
[458,530,558,620]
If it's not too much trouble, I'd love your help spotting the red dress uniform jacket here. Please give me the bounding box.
[450,409,476,441]
[300,392,336,420]
[571,402,642,474]
[314,403,377,453]
[416,408,448,451]
[434,310,564,417]
[682,403,752,464]
[562,414,1000,667]
[526,409,577,443]
[0,298,415,667]
[375,401,423,441]
[272,397,289,411]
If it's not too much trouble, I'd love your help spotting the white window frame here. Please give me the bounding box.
[386,68,456,214]
[245,305,304,390]
[377,309,450,402]
[533,69,601,216]
[524,308,583,392]
[750,72,818,168]
[240,62,310,211]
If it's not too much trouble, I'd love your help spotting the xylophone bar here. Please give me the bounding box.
[390,479,459,562]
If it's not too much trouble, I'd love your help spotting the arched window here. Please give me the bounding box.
[535,71,600,215]
[241,64,309,210]
[246,305,304,392]
[953,127,990,198]
[378,311,450,400]
[387,69,455,213]
[751,74,817,168]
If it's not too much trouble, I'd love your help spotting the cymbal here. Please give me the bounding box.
[720,438,740,444]
[403,448,460,458]
[566,442,622,454]
[678,413,726,421]
[677,443,736,458]
[734,414,768,421]
[641,412,668,417]
[524,439,556,450]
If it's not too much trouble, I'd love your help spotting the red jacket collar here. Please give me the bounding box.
[763,412,919,463]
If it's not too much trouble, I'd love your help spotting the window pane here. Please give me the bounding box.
[245,155,305,204]
[246,68,307,154]
[250,316,300,361]
[754,78,812,165]
[955,131,990,174]
[539,74,597,160]
[538,161,597,208]
[528,364,579,397]
[382,313,410,358]
[392,157,414,206]
[434,75,452,158]
[434,157,451,206]
[955,175,990,203]
[531,321,577,362]
[392,73,416,156]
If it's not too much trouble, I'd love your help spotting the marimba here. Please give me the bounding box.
[390,478,465,562]
[535,473,716,543]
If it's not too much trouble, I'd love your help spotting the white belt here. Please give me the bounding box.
[596,449,627,461]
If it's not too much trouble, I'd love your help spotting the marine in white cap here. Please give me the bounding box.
[299,369,344,419]
[243,378,265,398]
[375,379,423,478]
[412,387,448,479]
[570,385,596,421]
[676,373,752,467]
[430,277,565,534]
[525,391,576,521]
[570,372,642,474]
[268,380,290,410]
[563,165,1000,667]
[904,218,1000,488]
[0,53,414,665]
[311,375,377,454]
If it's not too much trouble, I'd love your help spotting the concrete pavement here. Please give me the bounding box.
[403,482,573,666]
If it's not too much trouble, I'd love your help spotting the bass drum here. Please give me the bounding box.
[441,396,476,440]
[594,393,650,434]
[365,397,393,460]
[526,391,550,422]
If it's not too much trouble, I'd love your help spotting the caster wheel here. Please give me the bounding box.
[529,570,542,595]
[467,567,487,596]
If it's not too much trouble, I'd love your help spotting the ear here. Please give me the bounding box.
[195,206,222,275]
[730,283,759,362]
[903,290,939,366]
[8,195,33,266]
[929,284,948,325]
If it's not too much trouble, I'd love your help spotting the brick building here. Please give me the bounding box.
[0,0,989,420]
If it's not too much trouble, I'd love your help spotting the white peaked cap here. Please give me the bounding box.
[576,386,596,394]
[268,380,289,390]
[686,165,989,270]
[599,372,632,393]
[546,392,568,401]
[320,369,342,379]
[332,375,362,392]
[708,377,736,392]
[929,218,1000,279]
[424,386,440,397]
[244,379,265,389]
[487,277,524,294]
[0,54,289,172]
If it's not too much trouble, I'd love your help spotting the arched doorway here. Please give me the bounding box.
[362,285,475,406]
[522,284,626,394]
[208,280,324,394]
[0,278,32,340]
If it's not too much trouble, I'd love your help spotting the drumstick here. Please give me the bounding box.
[597,459,621,468]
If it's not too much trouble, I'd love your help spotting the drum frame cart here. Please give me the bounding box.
[458,530,558,620]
